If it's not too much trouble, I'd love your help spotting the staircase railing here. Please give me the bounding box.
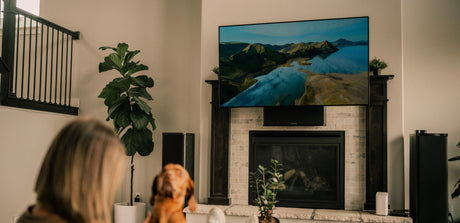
[0,0,79,115]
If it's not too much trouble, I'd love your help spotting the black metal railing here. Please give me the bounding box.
[0,0,79,115]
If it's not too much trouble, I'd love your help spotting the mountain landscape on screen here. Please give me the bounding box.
[218,17,369,107]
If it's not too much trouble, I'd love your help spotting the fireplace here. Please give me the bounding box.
[227,107,365,210]
[248,131,345,209]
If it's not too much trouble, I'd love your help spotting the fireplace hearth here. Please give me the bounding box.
[249,131,345,209]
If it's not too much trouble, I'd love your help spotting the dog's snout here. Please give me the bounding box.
[164,171,174,180]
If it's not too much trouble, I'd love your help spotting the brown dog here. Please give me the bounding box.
[150,163,197,223]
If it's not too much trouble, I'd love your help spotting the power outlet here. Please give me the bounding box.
[135,192,141,202]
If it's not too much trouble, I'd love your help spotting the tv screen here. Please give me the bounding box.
[218,17,369,107]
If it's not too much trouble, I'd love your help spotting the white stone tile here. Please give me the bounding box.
[361,212,413,223]
[273,207,314,220]
[313,209,361,222]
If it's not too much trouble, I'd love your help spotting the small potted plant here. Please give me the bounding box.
[251,159,285,223]
[369,57,388,76]
[448,141,460,199]
[98,42,156,223]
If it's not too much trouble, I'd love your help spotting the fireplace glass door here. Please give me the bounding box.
[249,131,345,209]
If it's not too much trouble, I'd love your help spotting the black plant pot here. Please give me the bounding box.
[258,216,280,223]
[371,69,381,76]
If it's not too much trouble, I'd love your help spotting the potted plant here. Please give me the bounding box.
[251,159,285,223]
[369,57,388,76]
[448,141,460,199]
[98,42,156,223]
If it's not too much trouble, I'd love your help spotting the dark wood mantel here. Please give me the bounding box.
[364,74,394,210]
[206,80,231,205]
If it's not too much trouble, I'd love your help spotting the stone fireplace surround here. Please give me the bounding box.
[229,106,366,210]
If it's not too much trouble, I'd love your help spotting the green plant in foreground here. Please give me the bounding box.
[448,141,460,199]
[251,159,285,221]
[98,42,156,205]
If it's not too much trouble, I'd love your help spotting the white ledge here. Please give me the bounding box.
[184,204,413,223]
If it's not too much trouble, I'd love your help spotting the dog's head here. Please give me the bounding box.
[150,163,197,211]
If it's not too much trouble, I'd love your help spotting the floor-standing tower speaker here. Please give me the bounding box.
[410,130,448,223]
[162,132,195,180]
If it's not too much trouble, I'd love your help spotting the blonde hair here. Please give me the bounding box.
[35,118,126,223]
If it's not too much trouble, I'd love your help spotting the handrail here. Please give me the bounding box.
[0,0,80,115]
[5,7,80,39]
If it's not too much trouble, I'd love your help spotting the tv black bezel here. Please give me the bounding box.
[217,16,370,108]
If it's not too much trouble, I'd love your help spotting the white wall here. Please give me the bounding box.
[0,107,75,222]
[0,0,201,222]
[402,0,460,220]
[200,0,403,209]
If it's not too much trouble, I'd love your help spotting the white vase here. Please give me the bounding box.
[114,202,146,223]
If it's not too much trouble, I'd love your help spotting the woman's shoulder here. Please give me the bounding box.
[17,205,68,223]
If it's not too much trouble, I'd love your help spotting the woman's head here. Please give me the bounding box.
[35,118,126,223]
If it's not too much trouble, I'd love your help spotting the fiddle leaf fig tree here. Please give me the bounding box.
[448,141,460,199]
[98,42,156,205]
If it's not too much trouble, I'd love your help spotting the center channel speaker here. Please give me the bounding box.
[162,132,195,180]
[263,106,325,126]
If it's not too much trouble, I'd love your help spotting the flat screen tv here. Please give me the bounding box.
[218,17,369,107]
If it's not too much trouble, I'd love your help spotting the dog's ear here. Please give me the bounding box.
[150,175,159,205]
[186,178,197,212]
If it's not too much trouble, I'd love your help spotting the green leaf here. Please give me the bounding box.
[126,64,149,76]
[109,53,123,70]
[147,114,156,130]
[99,84,121,100]
[99,77,132,107]
[457,141,460,148]
[109,77,132,92]
[99,61,114,73]
[107,95,129,117]
[99,56,117,73]
[107,94,130,129]
[134,75,154,88]
[133,97,152,114]
[99,46,117,51]
[112,119,121,133]
[113,102,131,129]
[116,43,129,59]
[121,128,154,156]
[129,87,153,100]
[122,61,139,75]
[130,104,149,129]
[124,50,140,65]
[121,129,138,156]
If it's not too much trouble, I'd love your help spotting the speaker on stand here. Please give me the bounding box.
[410,130,448,223]
[162,132,195,180]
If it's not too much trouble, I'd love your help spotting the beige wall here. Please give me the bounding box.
[0,107,75,222]
[200,0,404,209]
[402,0,460,220]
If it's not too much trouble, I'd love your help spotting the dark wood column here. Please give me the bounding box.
[364,74,394,210]
[206,80,231,205]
